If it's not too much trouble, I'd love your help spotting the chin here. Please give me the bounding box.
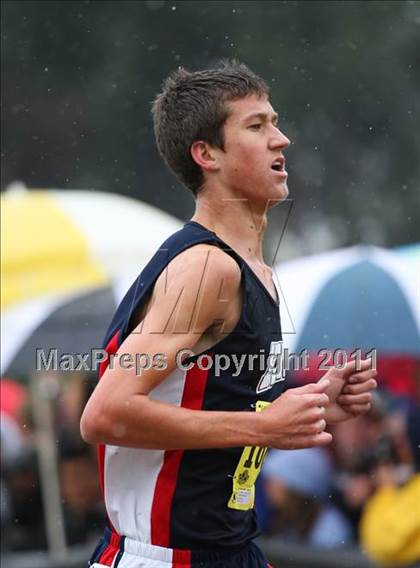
[280,185,289,200]
[272,182,289,204]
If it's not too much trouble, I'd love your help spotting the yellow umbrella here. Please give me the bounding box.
[1,186,182,373]
[1,186,182,310]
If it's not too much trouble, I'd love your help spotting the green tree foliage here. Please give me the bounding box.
[2,0,419,250]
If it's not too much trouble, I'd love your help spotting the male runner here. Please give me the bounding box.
[81,60,377,568]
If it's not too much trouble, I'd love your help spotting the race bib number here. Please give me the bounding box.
[228,400,270,511]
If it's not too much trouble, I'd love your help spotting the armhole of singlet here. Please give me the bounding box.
[172,241,248,360]
[124,286,153,339]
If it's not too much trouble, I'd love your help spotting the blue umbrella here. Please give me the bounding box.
[275,245,420,363]
[275,246,420,396]
[296,259,420,356]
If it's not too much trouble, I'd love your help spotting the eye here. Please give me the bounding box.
[249,123,262,131]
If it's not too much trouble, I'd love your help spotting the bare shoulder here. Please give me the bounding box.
[134,243,241,335]
[157,243,242,292]
[131,243,241,333]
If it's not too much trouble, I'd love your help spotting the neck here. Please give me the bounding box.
[191,187,268,264]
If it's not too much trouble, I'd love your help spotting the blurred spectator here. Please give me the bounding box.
[1,411,25,465]
[58,372,96,430]
[331,391,388,470]
[1,421,104,551]
[335,430,401,538]
[0,379,29,464]
[1,380,31,550]
[359,404,420,566]
[2,448,47,551]
[331,390,413,539]
[0,380,28,420]
[262,447,353,548]
[58,429,106,546]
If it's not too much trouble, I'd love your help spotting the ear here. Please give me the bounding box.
[190,141,220,172]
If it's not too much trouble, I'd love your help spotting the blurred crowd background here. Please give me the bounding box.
[1,1,420,567]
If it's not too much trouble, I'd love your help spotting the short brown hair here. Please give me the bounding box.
[152,60,269,196]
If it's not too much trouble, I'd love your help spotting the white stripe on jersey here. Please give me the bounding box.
[103,367,187,542]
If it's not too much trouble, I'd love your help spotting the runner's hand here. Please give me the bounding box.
[321,358,378,424]
[257,380,332,449]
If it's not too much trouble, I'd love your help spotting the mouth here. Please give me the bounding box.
[271,156,288,177]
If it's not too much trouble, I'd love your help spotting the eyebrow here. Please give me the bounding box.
[243,112,278,124]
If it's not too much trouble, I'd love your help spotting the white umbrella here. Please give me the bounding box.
[1,187,182,374]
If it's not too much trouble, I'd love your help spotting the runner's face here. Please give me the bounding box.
[218,95,291,205]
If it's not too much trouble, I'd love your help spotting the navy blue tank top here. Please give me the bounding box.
[97,220,286,551]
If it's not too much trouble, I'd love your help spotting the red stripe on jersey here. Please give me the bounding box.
[172,547,192,566]
[150,450,183,547]
[99,330,120,379]
[150,359,211,547]
[98,530,121,565]
[97,443,106,496]
[97,330,120,532]
[182,355,212,411]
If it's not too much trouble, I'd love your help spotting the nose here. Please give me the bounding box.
[269,126,291,151]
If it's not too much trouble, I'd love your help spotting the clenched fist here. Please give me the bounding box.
[256,380,332,449]
[320,358,378,424]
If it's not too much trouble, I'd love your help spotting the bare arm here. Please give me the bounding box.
[81,245,332,450]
